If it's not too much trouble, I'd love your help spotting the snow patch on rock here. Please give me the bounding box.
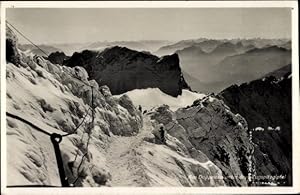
[114,88,206,111]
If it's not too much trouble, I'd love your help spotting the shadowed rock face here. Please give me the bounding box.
[218,74,292,186]
[6,27,21,65]
[64,46,190,97]
[47,51,70,65]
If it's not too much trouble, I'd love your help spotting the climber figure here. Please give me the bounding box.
[74,67,80,78]
[138,105,142,112]
[159,124,166,144]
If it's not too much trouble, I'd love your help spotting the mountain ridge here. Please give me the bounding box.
[63,46,191,97]
[218,73,292,185]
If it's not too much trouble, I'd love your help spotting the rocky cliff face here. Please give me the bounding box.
[63,46,191,97]
[218,74,292,185]
[147,96,253,186]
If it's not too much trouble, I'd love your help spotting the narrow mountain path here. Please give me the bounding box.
[105,116,154,186]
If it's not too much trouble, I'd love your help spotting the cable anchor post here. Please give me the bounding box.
[50,133,69,187]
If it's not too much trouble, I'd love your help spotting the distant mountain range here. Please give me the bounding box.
[155,38,291,56]
[18,44,63,57]
[19,40,172,56]
[82,40,172,53]
[22,38,291,94]
[211,46,291,89]
[174,40,291,93]
[19,38,291,58]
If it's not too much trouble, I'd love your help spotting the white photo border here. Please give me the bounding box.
[1,1,299,194]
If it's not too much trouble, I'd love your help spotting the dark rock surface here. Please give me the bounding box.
[47,51,70,65]
[6,27,21,65]
[64,46,191,97]
[218,74,292,186]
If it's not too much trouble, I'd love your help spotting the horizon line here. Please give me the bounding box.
[17,37,292,46]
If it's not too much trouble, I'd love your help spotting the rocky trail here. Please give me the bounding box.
[105,115,153,186]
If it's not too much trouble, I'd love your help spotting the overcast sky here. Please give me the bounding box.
[6,8,291,44]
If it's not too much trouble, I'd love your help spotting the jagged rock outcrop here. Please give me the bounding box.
[6,29,143,187]
[218,74,292,185]
[63,46,190,97]
[47,51,70,65]
[6,27,21,65]
[140,109,226,186]
[147,96,253,186]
